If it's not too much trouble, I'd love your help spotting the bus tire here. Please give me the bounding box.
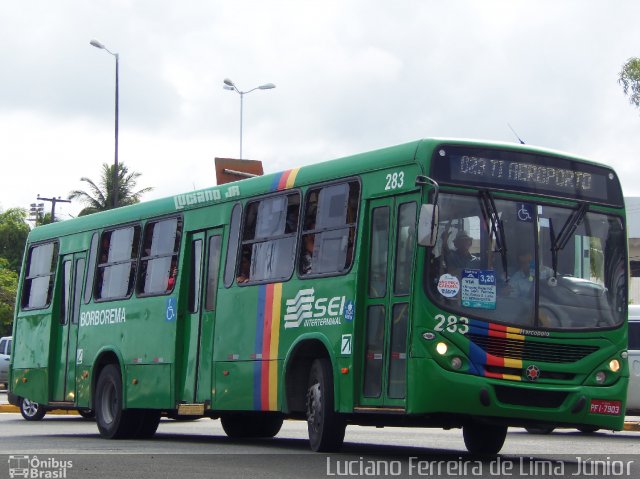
[577,425,599,434]
[525,426,555,434]
[131,410,162,438]
[19,398,47,421]
[463,422,507,455]
[78,409,95,420]
[95,364,133,439]
[306,358,345,452]
[220,413,283,438]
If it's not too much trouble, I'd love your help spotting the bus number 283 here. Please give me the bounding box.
[434,314,469,334]
[385,171,404,190]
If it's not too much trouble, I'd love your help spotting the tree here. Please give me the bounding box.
[68,163,153,216]
[0,208,30,273]
[619,57,640,109]
[0,258,18,336]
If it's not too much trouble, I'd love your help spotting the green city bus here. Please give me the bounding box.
[9,138,629,454]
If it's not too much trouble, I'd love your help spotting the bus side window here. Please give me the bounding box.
[299,180,360,277]
[223,203,242,288]
[21,241,59,310]
[137,217,182,296]
[239,192,299,284]
[95,225,140,301]
[84,233,98,304]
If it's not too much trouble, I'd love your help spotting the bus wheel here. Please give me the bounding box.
[19,398,47,421]
[220,413,283,438]
[463,423,507,455]
[306,358,346,452]
[78,409,95,420]
[525,426,555,434]
[577,425,599,434]
[95,364,133,439]
[131,410,162,438]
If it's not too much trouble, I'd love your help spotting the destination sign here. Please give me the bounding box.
[431,146,623,206]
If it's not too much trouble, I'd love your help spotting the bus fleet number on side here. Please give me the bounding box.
[385,171,404,190]
[434,314,469,334]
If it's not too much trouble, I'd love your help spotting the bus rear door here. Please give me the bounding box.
[51,252,85,403]
[358,194,418,409]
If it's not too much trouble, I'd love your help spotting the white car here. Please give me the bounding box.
[0,336,11,388]
[627,305,640,414]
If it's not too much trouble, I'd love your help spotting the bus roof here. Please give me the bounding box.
[27,138,612,243]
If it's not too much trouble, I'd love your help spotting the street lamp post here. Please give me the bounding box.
[90,39,119,208]
[223,78,275,159]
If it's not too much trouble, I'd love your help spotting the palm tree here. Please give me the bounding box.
[69,163,153,216]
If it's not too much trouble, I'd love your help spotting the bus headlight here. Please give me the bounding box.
[595,371,607,384]
[436,342,448,355]
[608,359,620,373]
[451,357,463,370]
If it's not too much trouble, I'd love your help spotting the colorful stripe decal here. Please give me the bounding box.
[467,319,524,381]
[253,283,283,410]
[271,168,300,191]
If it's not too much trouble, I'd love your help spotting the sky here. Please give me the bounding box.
[1,0,640,220]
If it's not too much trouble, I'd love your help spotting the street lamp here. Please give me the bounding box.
[223,78,275,159]
[90,39,119,208]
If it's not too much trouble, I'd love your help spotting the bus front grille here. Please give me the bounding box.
[494,385,568,408]
[468,334,599,363]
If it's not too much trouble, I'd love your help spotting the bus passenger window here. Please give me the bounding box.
[21,242,58,310]
[95,226,140,301]
[299,180,360,277]
[137,217,182,296]
[238,193,299,284]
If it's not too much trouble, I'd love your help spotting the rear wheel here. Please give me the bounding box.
[19,398,47,421]
[525,426,555,434]
[95,364,134,438]
[577,425,599,434]
[306,358,345,452]
[463,422,508,455]
[220,413,283,438]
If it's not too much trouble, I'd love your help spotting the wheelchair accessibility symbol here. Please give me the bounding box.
[517,203,533,222]
[166,297,177,321]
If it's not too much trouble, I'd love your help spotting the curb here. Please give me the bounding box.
[624,422,640,431]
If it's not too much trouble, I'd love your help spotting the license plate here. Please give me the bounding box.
[589,399,622,415]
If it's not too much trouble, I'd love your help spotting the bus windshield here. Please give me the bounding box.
[425,192,627,330]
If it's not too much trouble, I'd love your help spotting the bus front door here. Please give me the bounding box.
[51,253,85,403]
[178,229,223,406]
[358,194,418,408]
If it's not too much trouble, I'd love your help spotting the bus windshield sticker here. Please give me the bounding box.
[437,274,460,298]
[461,269,496,310]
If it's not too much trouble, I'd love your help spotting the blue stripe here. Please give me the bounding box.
[253,285,267,410]
[270,173,282,192]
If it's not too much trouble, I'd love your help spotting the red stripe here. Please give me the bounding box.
[485,353,504,367]
[261,284,274,408]
[277,170,290,191]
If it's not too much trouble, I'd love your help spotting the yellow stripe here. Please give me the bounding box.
[268,283,282,409]
[502,374,522,381]
[503,358,523,369]
[505,332,525,341]
[506,327,523,335]
[285,168,300,189]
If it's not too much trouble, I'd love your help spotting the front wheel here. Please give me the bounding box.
[20,398,47,421]
[306,358,346,452]
[463,423,508,455]
[577,425,599,434]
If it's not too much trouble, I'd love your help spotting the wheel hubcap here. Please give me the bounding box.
[307,382,322,431]
[100,381,117,425]
[23,399,39,417]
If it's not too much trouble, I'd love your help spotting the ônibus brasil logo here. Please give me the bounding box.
[284,288,351,329]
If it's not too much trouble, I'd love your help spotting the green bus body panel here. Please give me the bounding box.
[10,137,628,433]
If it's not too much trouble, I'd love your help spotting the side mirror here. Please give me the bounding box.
[418,204,439,247]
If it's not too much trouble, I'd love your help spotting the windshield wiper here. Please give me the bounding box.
[480,191,508,281]
[549,203,589,277]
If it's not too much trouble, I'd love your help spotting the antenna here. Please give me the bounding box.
[507,123,525,144]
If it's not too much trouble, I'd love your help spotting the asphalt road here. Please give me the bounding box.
[1,412,640,479]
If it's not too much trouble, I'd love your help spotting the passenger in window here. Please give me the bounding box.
[503,247,553,298]
[167,258,178,290]
[237,251,251,284]
[442,230,479,272]
[301,233,315,275]
[100,235,111,263]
